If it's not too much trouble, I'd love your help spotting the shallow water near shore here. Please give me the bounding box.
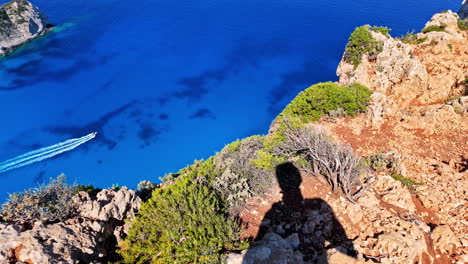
[0,0,460,200]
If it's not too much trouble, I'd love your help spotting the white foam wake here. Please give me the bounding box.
[0,133,96,174]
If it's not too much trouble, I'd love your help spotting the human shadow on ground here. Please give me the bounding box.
[244,162,357,263]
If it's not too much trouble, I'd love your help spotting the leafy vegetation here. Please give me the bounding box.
[458,19,468,30]
[280,82,372,122]
[118,160,246,264]
[1,175,77,223]
[421,23,447,33]
[344,25,384,68]
[448,43,454,52]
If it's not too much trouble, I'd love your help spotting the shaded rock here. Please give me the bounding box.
[0,0,51,55]
[227,232,304,264]
[0,219,114,263]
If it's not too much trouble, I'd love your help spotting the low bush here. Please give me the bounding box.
[271,117,366,202]
[75,184,102,198]
[1,175,77,223]
[213,136,279,214]
[421,23,447,33]
[391,174,423,191]
[399,32,427,44]
[457,19,468,30]
[280,82,372,123]
[344,25,384,68]
[118,162,246,264]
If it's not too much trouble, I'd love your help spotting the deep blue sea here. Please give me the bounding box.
[0,0,461,200]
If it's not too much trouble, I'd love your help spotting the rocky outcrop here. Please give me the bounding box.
[337,10,467,112]
[233,7,467,264]
[460,0,468,19]
[0,0,51,55]
[0,187,141,264]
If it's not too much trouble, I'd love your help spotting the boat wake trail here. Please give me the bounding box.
[0,133,97,174]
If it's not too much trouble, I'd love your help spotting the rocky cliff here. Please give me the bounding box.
[0,187,141,264]
[229,9,467,264]
[0,0,50,55]
[0,4,466,264]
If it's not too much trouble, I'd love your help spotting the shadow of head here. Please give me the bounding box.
[276,162,303,207]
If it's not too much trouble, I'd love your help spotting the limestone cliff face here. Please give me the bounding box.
[0,0,50,55]
[337,10,467,110]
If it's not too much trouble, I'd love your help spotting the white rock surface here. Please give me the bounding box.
[0,187,141,263]
[0,0,50,55]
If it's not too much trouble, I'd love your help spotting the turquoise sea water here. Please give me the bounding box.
[0,0,460,200]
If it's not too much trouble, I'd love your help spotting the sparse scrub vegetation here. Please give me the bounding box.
[371,26,392,37]
[75,184,102,198]
[280,82,372,122]
[391,174,424,191]
[1,175,77,223]
[344,25,384,68]
[399,32,427,44]
[213,136,280,214]
[421,23,447,33]
[269,116,367,202]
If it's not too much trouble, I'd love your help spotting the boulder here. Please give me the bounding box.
[73,187,141,221]
[0,0,51,55]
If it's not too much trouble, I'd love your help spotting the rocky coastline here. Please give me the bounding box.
[0,0,52,56]
[0,2,466,264]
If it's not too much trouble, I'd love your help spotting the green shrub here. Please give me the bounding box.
[1,175,77,223]
[250,150,287,171]
[458,19,468,30]
[399,32,427,44]
[344,25,384,68]
[421,23,447,33]
[448,43,454,52]
[75,184,102,197]
[371,26,392,37]
[280,82,372,123]
[391,174,423,191]
[213,136,278,214]
[119,172,245,264]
